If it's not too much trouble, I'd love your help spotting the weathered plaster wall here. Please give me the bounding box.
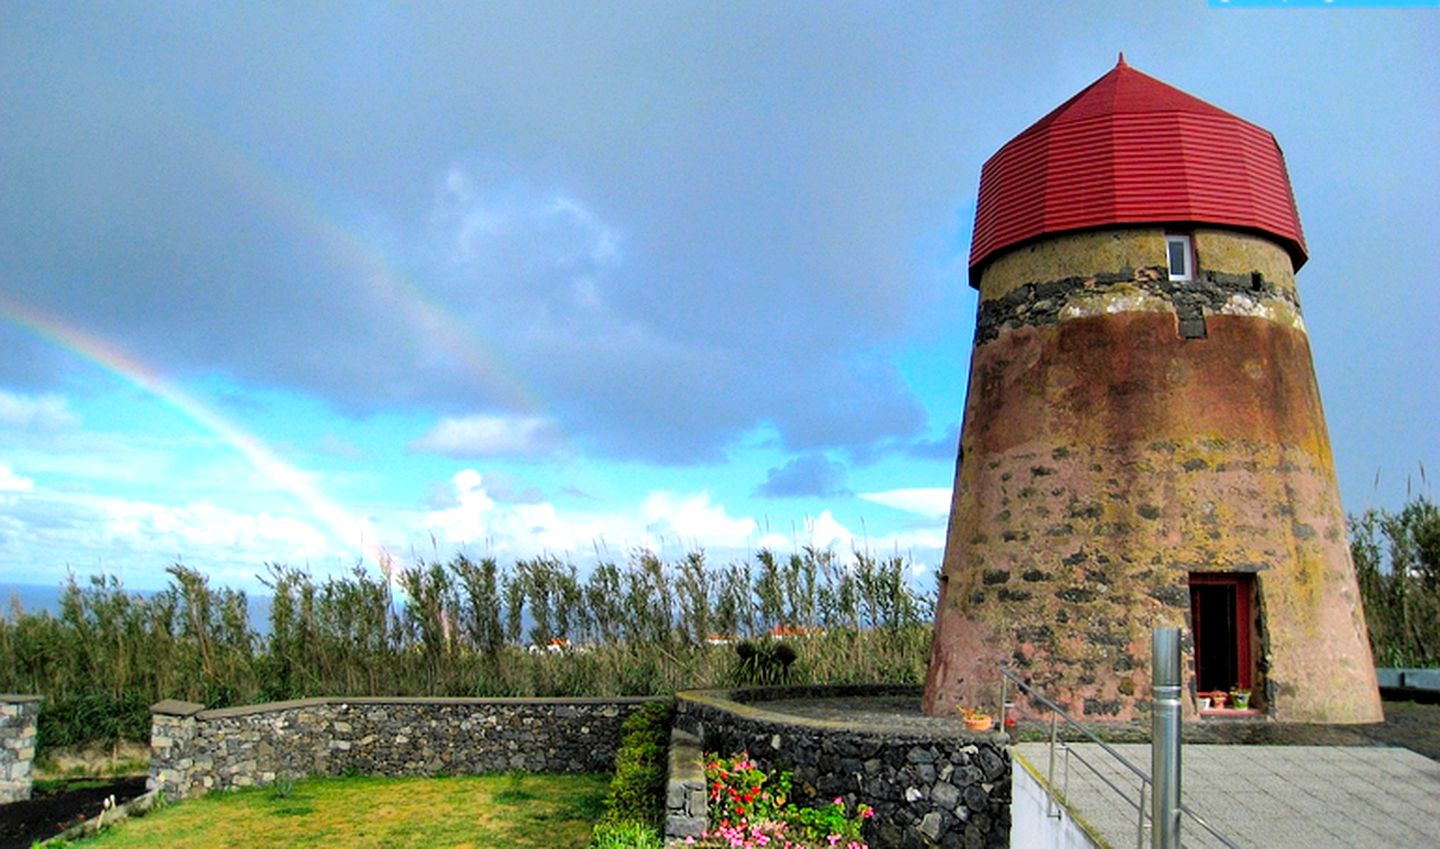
[676,685,1011,849]
[925,228,1381,724]
[0,695,41,804]
[149,695,659,800]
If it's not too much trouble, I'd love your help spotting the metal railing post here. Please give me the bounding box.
[998,665,1241,848]
[1136,781,1148,849]
[1047,711,1059,818]
[999,673,1008,732]
[1151,627,1182,849]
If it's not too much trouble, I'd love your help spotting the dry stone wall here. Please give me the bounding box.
[149,695,659,800]
[675,685,1010,849]
[0,695,41,803]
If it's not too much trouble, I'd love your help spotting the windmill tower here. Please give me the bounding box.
[923,57,1382,724]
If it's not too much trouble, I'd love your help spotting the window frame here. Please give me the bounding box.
[1166,234,1193,282]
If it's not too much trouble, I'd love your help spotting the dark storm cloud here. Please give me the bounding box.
[3,3,1436,488]
[905,424,960,462]
[2,4,987,463]
[755,454,851,499]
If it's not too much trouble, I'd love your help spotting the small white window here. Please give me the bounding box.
[1166,235,1193,282]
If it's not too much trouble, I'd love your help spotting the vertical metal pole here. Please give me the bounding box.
[1152,627,1182,849]
[999,673,1008,732]
[1046,711,1059,818]
[1136,781,1148,849]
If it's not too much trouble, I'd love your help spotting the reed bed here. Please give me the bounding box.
[0,548,934,752]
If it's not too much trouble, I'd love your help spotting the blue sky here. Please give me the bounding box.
[1,3,1436,592]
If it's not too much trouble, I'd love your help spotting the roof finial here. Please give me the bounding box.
[1117,51,1128,67]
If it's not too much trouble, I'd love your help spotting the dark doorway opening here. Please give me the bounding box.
[1189,573,1254,694]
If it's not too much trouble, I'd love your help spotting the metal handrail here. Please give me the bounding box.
[999,666,1243,849]
[999,667,1151,784]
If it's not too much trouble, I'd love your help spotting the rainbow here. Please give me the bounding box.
[193,108,545,418]
[0,290,385,568]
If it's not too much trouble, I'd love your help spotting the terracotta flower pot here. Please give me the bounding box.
[964,715,993,731]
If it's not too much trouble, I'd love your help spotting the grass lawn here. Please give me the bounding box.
[70,772,610,849]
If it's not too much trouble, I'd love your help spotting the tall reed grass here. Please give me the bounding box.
[0,548,934,752]
[1352,493,1440,667]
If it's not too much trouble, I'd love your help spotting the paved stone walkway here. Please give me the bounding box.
[1014,742,1440,848]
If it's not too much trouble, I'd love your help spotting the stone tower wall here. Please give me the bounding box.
[923,227,1382,724]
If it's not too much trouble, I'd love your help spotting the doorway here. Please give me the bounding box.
[1189,573,1254,694]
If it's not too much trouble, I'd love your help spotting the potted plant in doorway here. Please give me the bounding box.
[1229,687,1251,710]
[1208,690,1229,709]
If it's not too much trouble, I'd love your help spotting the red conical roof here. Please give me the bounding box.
[968,56,1307,286]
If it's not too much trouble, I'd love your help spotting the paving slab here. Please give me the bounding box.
[1014,742,1440,849]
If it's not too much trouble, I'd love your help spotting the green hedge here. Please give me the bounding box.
[592,699,674,846]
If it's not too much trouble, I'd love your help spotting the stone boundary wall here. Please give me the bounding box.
[0,695,41,804]
[675,685,1010,849]
[149,695,661,801]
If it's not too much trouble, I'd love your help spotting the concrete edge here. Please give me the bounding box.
[1012,748,1117,849]
[676,684,1004,742]
[149,699,205,717]
[0,694,44,704]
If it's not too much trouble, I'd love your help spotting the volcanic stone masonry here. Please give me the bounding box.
[149,695,660,800]
[676,686,1010,849]
[0,695,41,804]
[923,58,1382,725]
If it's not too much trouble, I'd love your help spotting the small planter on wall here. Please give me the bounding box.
[959,707,993,731]
[1230,690,1251,710]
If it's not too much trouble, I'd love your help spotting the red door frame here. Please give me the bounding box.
[1189,573,1253,691]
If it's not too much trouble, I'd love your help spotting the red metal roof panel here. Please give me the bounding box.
[969,58,1306,286]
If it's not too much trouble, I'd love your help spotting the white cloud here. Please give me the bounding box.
[98,498,329,559]
[805,510,854,550]
[421,469,602,553]
[0,464,35,492]
[421,472,773,557]
[858,487,952,519]
[0,391,80,430]
[410,414,563,458]
[0,477,343,589]
[640,491,757,547]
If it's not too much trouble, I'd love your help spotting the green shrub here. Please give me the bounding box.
[730,639,798,686]
[589,820,667,849]
[593,699,674,845]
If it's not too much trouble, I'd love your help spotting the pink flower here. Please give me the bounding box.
[834,796,845,806]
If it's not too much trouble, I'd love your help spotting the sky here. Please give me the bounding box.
[1,3,1437,593]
